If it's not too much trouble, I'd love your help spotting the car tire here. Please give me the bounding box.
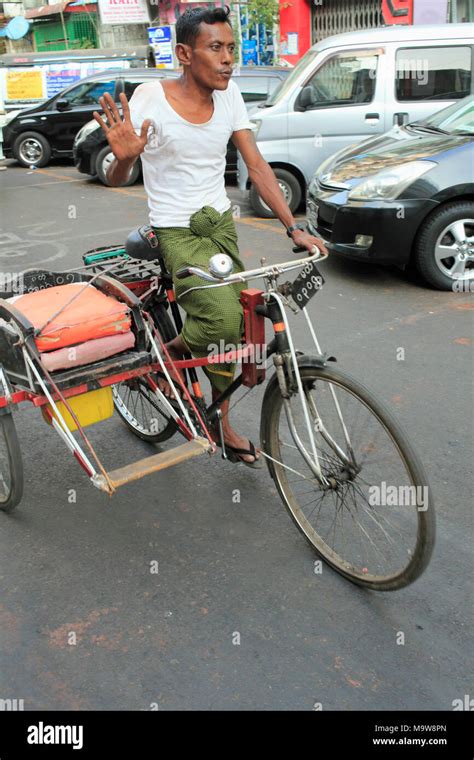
[95,145,140,187]
[13,132,51,168]
[249,168,302,218]
[414,201,474,291]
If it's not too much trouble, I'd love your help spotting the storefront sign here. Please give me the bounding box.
[148,26,174,69]
[46,67,81,98]
[242,39,258,65]
[381,0,413,25]
[98,0,150,25]
[6,70,43,100]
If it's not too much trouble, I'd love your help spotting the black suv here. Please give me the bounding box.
[73,66,290,186]
[2,68,179,168]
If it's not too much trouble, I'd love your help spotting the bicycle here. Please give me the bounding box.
[0,230,435,591]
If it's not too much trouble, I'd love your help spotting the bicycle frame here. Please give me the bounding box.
[0,244,435,589]
[0,246,357,496]
[145,249,358,487]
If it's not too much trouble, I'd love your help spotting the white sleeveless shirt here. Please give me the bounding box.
[129,78,253,228]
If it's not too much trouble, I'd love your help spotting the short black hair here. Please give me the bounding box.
[176,5,232,47]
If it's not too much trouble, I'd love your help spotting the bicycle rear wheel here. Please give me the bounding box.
[261,362,435,590]
[113,302,177,443]
[0,411,24,513]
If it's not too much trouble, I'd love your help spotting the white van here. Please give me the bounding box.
[238,23,474,216]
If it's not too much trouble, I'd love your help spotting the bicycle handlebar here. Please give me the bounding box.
[175,247,329,285]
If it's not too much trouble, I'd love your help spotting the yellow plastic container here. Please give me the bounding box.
[42,386,113,432]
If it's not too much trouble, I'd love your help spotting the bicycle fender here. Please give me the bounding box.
[296,352,336,370]
[262,351,336,406]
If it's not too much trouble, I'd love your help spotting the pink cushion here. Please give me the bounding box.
[40,331,135,372]
[11,284,131,352]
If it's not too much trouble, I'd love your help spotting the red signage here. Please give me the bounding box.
[382,0,413,25]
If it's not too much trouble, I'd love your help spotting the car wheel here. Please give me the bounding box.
[414,202,474,291]
[249,168,302,218]
[13,132,51,168]
[95,145,140,187]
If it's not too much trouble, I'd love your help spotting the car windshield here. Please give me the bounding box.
[264,49,318,106]
[412,96,474,135]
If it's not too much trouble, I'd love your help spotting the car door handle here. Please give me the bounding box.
[365,113,380,120]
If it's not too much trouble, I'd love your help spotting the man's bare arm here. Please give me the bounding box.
[93,91,151,188]
[232,129,328,255]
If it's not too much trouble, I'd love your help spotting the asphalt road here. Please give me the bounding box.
[0,161,472,711]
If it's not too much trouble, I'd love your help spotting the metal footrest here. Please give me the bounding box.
[93,437,210,492]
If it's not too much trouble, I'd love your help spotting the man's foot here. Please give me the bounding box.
[157,374,178,399]
[212,427,262,466]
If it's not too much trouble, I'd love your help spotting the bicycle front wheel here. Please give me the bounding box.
[261,363,435,590]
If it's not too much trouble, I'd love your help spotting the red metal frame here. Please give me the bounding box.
[0,276,267,415]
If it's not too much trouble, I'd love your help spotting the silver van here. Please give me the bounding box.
[238,23,474,216]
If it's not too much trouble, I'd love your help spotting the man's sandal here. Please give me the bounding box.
[222,440,264,469]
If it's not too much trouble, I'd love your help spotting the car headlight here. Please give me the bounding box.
[74,119,100,145]
[249,119,261,138]
[2,110,21,127]
[348,160,435,201]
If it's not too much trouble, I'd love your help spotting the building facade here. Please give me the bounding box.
[1,0,472,60]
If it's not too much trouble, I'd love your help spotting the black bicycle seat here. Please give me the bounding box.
[125,226,161,261]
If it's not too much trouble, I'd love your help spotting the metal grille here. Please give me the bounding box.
[313,0,385,42]
[34,13,97,52]
[69,13,97,48]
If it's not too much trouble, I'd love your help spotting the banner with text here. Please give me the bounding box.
[98,0,150,25]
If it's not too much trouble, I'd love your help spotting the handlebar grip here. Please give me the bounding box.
[293,243,332,255]
[175,267,192,279]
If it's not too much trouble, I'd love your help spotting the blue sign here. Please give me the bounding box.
[148,26,174,68]
[242,39,258,66]
[46,73,81,98]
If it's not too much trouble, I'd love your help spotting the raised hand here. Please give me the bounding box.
[93,92,151,163]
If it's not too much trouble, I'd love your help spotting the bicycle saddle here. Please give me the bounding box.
[125,226,160,261]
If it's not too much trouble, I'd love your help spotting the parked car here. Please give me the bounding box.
[1,67,180,168]
[72,66,290,186]
[306,95,474,291]
[237,23,474,216]
[0,46,156,113]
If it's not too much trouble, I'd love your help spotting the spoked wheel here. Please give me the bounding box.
[261,363,435,590]
[0,412,24,513]
[113,301,177,443]
[112,376,177,443]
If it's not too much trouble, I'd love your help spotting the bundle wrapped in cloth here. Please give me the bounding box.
[9,283,135,371]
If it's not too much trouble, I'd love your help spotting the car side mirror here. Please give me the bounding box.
[296,86,314,111]
[56,99,71,112]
